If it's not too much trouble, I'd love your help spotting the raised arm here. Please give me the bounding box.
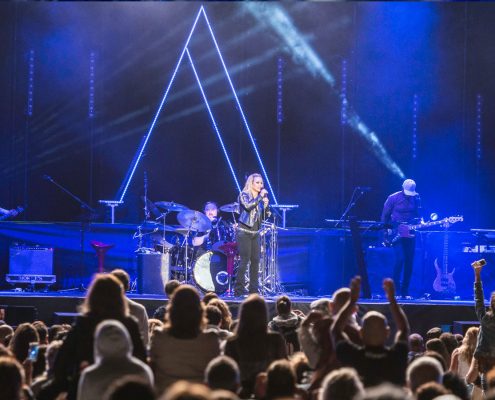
[297,311,324,369]
[332,276,361,342]
[383,278,410,343]
[473,260,487,321]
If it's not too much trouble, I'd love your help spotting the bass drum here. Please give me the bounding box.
[193,251,229,294]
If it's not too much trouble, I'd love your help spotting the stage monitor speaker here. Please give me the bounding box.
[137,252,170,295]
[9,246,54,275]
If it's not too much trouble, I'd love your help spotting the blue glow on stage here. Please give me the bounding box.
[186,48,241,193]
[117,7,205,202]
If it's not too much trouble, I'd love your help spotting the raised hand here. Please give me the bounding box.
[472,259,486,283]
[383,278,396,301]
[471,259,486,272]
[350,276,361,303]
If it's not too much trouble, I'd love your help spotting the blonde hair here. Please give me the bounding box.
[458,326,479,363]
[242,173,263,194]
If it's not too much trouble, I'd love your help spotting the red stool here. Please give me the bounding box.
[90,240,114,273]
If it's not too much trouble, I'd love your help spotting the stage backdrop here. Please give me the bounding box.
[0,2,493,230]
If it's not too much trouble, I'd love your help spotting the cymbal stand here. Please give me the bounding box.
[180,225,193,284]
[133,225,158,253]
[156,211,170,253]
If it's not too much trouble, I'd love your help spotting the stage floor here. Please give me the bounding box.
[0,290,481,337]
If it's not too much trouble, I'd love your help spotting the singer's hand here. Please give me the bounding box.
[263,197,269,207]
[260,189,268,198]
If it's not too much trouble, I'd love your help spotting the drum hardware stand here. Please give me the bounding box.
[99,200,123,224]
[180,224,195,284]
[133,225,158,253]
[156,210,171,252]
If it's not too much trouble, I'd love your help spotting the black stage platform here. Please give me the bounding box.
[0,291,481,338]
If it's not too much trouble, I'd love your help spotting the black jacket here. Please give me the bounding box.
[238,191,270,229]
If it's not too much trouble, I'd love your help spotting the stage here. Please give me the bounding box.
[0,290,481,338]
[0,221,490,299]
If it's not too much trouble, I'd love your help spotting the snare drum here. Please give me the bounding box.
[192,251,229,293]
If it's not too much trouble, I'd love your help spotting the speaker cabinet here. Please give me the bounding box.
[9,247,54,275]
[137,252,170,295]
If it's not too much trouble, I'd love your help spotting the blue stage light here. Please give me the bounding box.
[117,6,279,204]
[117,7,204,202]
[201,7,279,205]
[243,3,404,179]
[277,57,284,124]
[412,94,418,160]
[186,48,241,193]
[89,51,96,119]
[476,94,482,161]
[341,59,347,126]
[27,50,35,117]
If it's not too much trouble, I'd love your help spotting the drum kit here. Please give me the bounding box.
[134,200,240,295]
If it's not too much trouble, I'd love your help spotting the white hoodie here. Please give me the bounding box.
[77,319,153,400]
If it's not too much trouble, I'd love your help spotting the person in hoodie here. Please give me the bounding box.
[268,296,303,353]
[77,319,153,400]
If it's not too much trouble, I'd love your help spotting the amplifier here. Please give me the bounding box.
[9,246,54,276]
[6,274,56,284]
[137,252,170,295]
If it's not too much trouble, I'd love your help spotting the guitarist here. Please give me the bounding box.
[381,179,423,299]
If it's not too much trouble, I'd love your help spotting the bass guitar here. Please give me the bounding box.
[393,216,464,240]
[433,227,456,295]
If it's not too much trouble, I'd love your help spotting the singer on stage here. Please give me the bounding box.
[235,173,270,296]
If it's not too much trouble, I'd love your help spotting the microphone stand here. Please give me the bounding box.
[44,175,96,291]
[334,187,366,228]
[44,175,96,215]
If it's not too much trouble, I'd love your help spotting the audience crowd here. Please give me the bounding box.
[0,262,494,400]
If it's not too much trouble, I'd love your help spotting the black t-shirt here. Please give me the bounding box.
[336,340,408,387]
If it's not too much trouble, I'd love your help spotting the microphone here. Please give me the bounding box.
[356,186,371,192]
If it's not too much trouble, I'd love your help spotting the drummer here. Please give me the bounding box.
[192,202,229,256]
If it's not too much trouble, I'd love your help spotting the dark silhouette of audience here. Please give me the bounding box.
[1,271,491,400]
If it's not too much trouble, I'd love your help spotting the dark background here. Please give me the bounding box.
[1,2,494,229]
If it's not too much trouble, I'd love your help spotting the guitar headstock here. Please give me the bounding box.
[447,216,463,224]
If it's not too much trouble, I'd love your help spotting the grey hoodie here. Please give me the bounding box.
[77,320,153,400]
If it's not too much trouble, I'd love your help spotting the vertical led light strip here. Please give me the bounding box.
[186,48,241,192]
[412,94,418,161]
[201,8,279,204]
[117,7,205,202]
[89,52,96,119]
[277,57,284,125]
[340,59,347,126]
[27,50,35,117]
[476,94,482,161]
[276,56,283,195]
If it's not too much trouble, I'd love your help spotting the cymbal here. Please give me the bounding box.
[154,201,189,212]
[219,202,239,213]
[177,210,211,232]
